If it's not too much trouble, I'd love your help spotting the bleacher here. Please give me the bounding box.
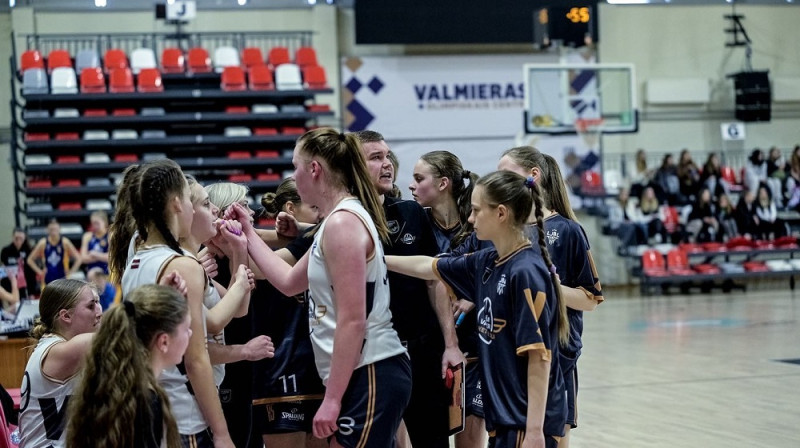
[12,32,334,242]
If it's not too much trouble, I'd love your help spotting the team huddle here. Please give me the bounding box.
[17,128,603,448]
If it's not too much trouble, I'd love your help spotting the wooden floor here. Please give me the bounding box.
[570,286,800,448]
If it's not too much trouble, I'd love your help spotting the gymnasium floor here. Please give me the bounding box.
[569,286,800,448]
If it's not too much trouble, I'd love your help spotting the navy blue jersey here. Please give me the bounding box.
[251,277,324,402]
[383,196,441,342]
[433,245,566,437]
[543,214,603,355]
[426,208,462,254]
[85,232,109,274]
[44,238,67,284]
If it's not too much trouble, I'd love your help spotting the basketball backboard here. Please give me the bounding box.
[523,63,637,134]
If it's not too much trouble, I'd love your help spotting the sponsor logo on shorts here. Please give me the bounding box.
[281,408,305,421]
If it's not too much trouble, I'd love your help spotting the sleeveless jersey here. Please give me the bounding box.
[121,244,210,435]
[18,335,78,448]
[44,238,67,284]
[306,198,406,384]
[85,232,109,274]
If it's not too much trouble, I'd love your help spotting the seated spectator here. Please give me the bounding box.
[677,149,702,204]
[653,153,687,205]
[700,152,729,200]
[754,183,786,240]
[716,194,739,241]
[783,145,800,211]
[687,188,720,243]
[87,267,119,311]
[1,227,38,298]
[627,186,668,244]
[767,146,786,181]
[627,148,653,198]
[611,187,644,254]
[735,190,759,239]
[744,148,783,208]
[0,266,19,319]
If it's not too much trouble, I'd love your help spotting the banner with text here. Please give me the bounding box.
[342,54,556,140]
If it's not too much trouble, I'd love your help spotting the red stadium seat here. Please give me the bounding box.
[666,249,694,276]
[109,68,135,93]
[58,202,82,210]
[743,261,769,272]
[302,65,327,89]
[580,171,604,195]
[187,48,212,73]
[225,106,249,114]
[84,109,107,116]
[27,179,53,189]
[257,173,281,181]
[700,241,726,252]
[47,49,72,73]
[55,133,80,141]
[21,50,45,72]
[282,126,305,135]
[24,133,50,141]
[307,104,330,112]
[221,66,247,91]
[79,67,106,93]
[253,127,278,136]
[267,46,290,69]
[255,150,279,158]
[161,48,185,73]
[726,236,754,251]
[227,151,251,159]
[241,47,265,70]
[103,49,129,72]
[137,68,163,93]
[295,47,318,68]
[57,179,81,187]
[248,65,274,90]
[228,174,253,182]
[641,249,669,277]
[112,108,136,116]
[693,263,721,274]
[662,206,680,234]
[774,236,799,249]
[114,154,138,162]
[56,155,81,163]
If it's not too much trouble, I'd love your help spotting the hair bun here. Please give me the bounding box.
[524,175,537,189]
[461,170,471,179]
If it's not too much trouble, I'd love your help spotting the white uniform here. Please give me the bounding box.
[204,283,225,387]
[18,335,77,448]
[121,244,209,435]
[306,198,406,384]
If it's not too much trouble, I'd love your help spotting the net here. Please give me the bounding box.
[575,118,605,150]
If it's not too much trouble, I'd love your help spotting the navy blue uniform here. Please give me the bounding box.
[543,214,603,428]
[434,245,567,441]
[384,197,451,448]
[84,232,109,274]
[251,233,324,435]
[44,238,67,284]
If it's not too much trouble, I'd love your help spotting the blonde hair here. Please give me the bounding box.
[206,182,249,216]
[31,279,92,340]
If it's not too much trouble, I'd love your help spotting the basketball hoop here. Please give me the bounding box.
[575,118,604,151]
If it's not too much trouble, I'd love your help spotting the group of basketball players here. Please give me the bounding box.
[16,127,603,448]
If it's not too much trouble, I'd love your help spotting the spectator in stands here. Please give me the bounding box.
[87,266,119,311]
[754,183,785,240]
[0,266,19,319]
[767,146,786,181]
[735,190,759,239]
[783,145,800,211]
[626,148,652,198]
[612,187,644,253]
[744,148,783,207]
[653,154,685,205]
[80,210,110,275]
[1,227,38,298]
[716,194,739,241]
[27,219,82,288]
[700,152,728,200]
[627,186,668,244]
[687,188,720,243]
[677,149,701,204]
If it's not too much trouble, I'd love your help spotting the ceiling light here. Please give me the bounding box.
[238,0,247,5]
[95,0,107,8]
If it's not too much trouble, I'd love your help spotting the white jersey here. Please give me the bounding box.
[18,335,77,448]
[306,198,406,383]
[121,244,209,435]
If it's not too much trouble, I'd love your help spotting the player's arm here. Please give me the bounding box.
[27,239,46,277]
[0,271,19,306]
[207,335,274,364]
[385,255,437,280]
[312,211,370,439]
[63,238,82,276]
[164,257,234,448]
[41,332,96,381]
[523,352,549,447]
[429,280,464,377]
[562,229,603,312]
[79,232,95,263]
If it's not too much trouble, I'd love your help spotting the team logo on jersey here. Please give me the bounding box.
[307,296,326,333]
[387,220,400,234]
[401,233,415,244]
[497,274,506,295]
[546,228,560,245]
[477,298,507,344]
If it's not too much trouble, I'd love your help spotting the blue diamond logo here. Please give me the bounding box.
[346,77,363,94]
[368,77,384,94]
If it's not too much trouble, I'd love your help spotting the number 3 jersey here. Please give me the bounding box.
[306,198,406,384]
[433,244,567,436]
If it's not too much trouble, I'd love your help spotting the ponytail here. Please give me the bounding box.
[109,164,142,285]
